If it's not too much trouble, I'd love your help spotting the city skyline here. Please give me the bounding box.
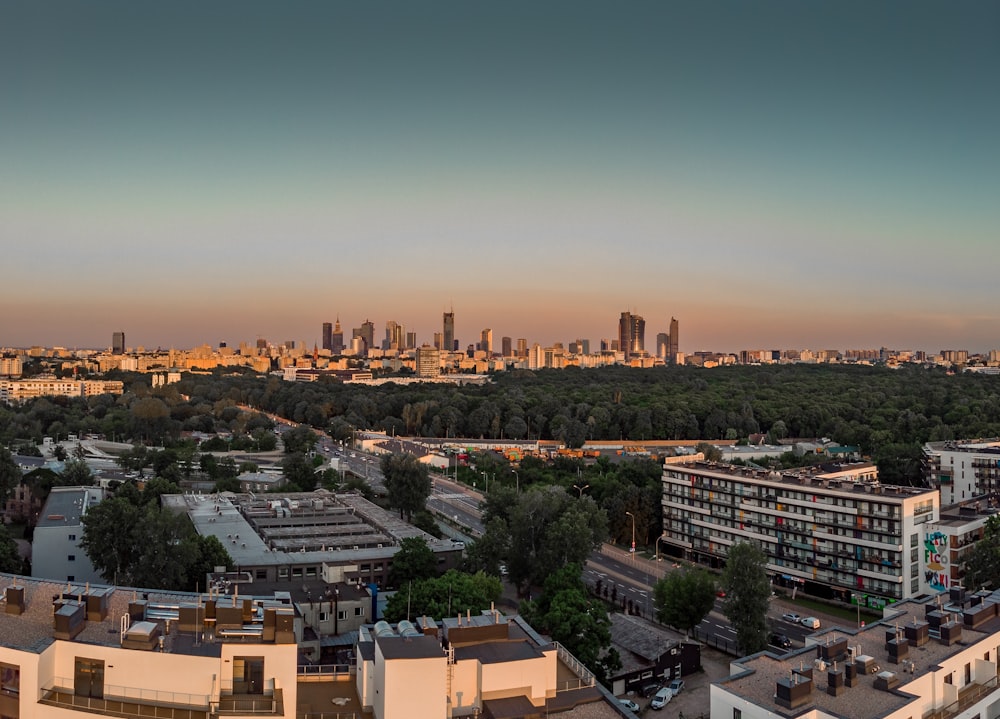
[2,1,998,352]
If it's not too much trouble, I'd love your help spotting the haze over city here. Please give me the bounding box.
[2,1,997,353]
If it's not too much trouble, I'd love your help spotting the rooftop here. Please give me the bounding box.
[36,486,102,528]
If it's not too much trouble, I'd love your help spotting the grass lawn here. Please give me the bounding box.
[788,595,880,625]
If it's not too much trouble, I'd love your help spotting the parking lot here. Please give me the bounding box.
[618,645,730,717]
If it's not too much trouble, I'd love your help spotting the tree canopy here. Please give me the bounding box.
[388,537,439,589]
[721,542,772,654]
[381,453,431,522]
[963,515,1000,591]
[653,568,718,636]
[383,569,502,623]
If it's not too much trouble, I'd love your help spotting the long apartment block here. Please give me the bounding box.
[661,461,940,606]
[924,439,1000,507]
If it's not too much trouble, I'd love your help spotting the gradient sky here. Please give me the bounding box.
[2,1,997,353]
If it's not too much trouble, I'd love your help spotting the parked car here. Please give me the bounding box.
[801,616,821,629]
[668,678,685,695]
[651,687,673,710]
[781,612,801,623]
[769,633,792,648]
[618,699,640,712]
[639,683,660,698]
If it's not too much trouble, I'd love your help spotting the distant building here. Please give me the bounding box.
[656,332,669,361]
[668,317,679,362]
[501,336,513,357]
[331,317,345,354]
[924,439,1000,507]
[112,331,125,355]
[618,311,645,359]
[321,322,333,351]
[479,328,492,355]
[443,311,455,353]
[32,486,104,583]
[415,345,441,378]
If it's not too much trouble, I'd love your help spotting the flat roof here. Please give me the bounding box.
[37,487,100,528]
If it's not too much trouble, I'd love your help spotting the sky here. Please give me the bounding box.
[1,1,998,354]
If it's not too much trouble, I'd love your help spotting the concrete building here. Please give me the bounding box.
[924,439,1000,507]
[661,461,940,607]
[712,587,1000,719]
[415,345,441,378]
[0,378,124,404]
[168,490,463,589]
[921,499,997,594]
[31,487,104,584]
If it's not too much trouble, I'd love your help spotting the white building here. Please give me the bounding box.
[31,487,104,584]
[712,588,1000,719]
[924,439,1000,507]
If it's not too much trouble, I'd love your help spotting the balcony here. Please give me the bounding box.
[923,675,999,719]
[39,680,210,719]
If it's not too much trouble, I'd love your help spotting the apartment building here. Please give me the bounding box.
[0,378,123,404]
[661,461,940,607]
[712,587,1000,719]
[924,439,1000,507]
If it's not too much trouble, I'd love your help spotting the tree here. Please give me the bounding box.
[59,458,94,486]
[388,537,439,588]
[383,569,502,622]
[521,564,620,685]
[721,542,771,654]
[0,524,23,573]
[281,452,318,491]
[653,568,717,636]
[281,425,318,455]
[381,453,431,522]
[0,447,21,507]
[964,515,1000,590]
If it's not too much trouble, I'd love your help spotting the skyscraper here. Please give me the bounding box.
[353,320,375,356]
[517,338,528,358]
[618,311,645,359]
[656,332,669,361]
[385,321,404,350]
[443,311,455,353]
[322,322,333,351]
[501,336,513,357]
[669,317,679,363]
[480,328,493,355]
[112,331,125,354]
[331,317,344,355]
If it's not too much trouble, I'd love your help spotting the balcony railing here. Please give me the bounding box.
[39,679,210,719]
[923,676,999,719]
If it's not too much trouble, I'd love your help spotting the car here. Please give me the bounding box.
[716,589,726,598]
[650,687,673,710]
[639,683,660,698]
[801,616,821,629]
[781,612,801,623]
[769,633,792,648]
[618,699,640,712]
[668,678,685,695]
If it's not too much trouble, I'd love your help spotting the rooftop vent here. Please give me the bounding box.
[874,671,900,692]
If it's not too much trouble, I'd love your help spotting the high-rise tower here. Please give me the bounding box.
[322,322,333,351]
[331,317,345,354]
[668,317,679,363]
[618,312,645,359]
[443,311,455,352]
[112,331,125,355]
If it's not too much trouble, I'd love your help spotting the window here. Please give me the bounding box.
[68,555,75,561]
[256,570,267,580]
[337,610,348,621]
[278,568,288,578]
[355,607,364,616]
[734,709,742,719]
[0,662,20,696]
[319,612,328,622]
[232,656,265,695]
[74,657,104,699]
[68,534,76,541]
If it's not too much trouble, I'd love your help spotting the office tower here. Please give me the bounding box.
[480,328,493,355]
[600,339,610,352]
[256,338,268,350]
[618,311,645,359]
[322,322,333,351]
[433,332,444,350]
[415,345,441,377]
[112,331,125,355]
[353,320,375,356]
[501,336,513,357]
[669,317,679,362]
[405,331,417,350]
[516,338,528,358]
[384,321,404,350]
[443,311,455,354]
[656,332,669,360]
[332,317,345,354]
[580,339,590,355]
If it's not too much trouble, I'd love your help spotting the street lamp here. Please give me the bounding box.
[625,511,636,559]
[655,532,669,561]
[511,469,519,493]
[572,483,589,498]
[852,593,862,627]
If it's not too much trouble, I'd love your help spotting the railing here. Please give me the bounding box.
[297,712,358,719]
[39,680,210,719]
[552,641,596,689]
[297,664,354,679]
[923,676,999,719]
[216,687,284,715]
